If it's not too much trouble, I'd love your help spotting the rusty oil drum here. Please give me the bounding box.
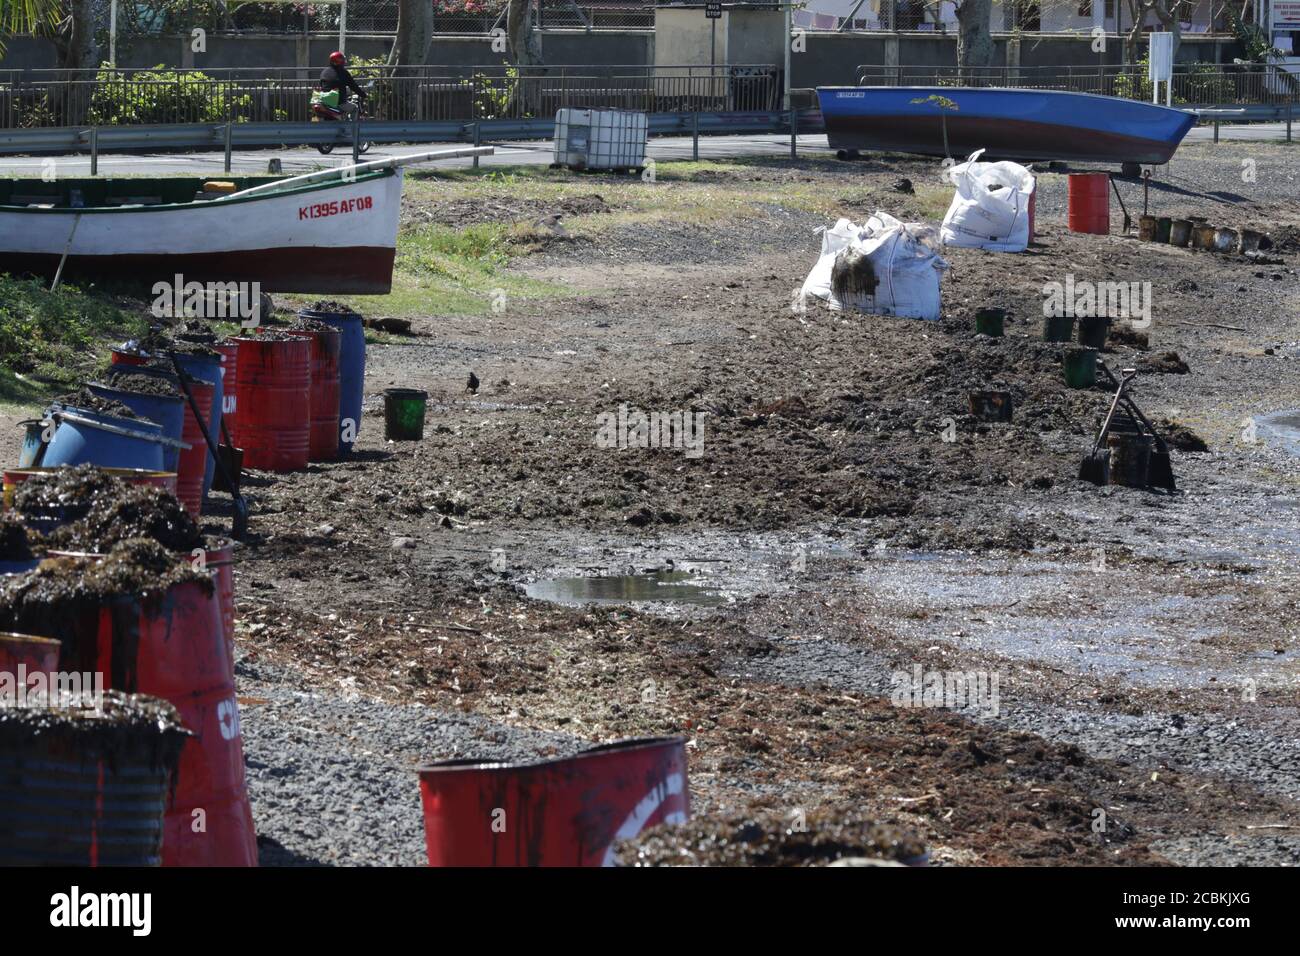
[0,631,61,676]
[0,692,188,866]
[233,336,311,472]
[213,341,240,434]
[55,578,258,866]
[418,736,689,866]
[284,327,342,461]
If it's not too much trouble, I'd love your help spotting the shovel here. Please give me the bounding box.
[170,354,249,540]
[212,417,244,496]
[1079,368,1136,485]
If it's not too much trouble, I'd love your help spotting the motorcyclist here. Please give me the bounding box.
[318,51,365,116]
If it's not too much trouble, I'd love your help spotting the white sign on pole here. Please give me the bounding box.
[1275,0,1300,29]
[1149,32,1174,106]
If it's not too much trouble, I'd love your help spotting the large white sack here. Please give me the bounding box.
[940,148,1036,252]
[800,212,948,321]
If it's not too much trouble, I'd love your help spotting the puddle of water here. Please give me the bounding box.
[525,570,726,607]
[1256,409,1300,458]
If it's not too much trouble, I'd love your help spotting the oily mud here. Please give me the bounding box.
[0,514,39,561]
[0,689,190,768]
[46,483,203,555]
[97,373,181,398]
[0,538,210,641]
[51,387,138,419]
[617,806,929,867]
[11,463,135,529]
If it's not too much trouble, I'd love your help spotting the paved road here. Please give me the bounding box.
[0,124,1290,178]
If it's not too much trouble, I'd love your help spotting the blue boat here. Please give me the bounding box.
[817,86,1196,166]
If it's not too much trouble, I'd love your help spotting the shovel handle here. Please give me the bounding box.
[1090,370,1136,457]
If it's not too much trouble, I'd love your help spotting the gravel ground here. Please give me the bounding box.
[238,654,580,866]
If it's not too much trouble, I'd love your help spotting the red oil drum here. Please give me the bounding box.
[284,328,342,462]
[1067,172,1110,235]
[175,377,213,518]
[206,540,236,682]
[57,580,257,867]
[109,347,150,366]
[1027,183,1036,239]
[213,341,239,435]
[234,336,311,472]
[418,736,690,866]
[0,631,60,677]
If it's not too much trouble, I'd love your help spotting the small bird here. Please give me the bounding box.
[466,371,480,394]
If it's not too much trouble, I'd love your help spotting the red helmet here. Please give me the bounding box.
[329,51,346,66]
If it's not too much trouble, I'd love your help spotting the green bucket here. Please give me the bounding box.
[974,308,1005,337]
[1063,347,1098,389]
[383,388,428,441]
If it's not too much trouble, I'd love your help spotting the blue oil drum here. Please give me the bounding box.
[168,350,224,496]
[86,382,185,473]
[298,307,365,458]
[43,408,166,472]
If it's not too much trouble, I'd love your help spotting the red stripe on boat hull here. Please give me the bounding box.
[2,245,396,294]
[825,115,1179,165]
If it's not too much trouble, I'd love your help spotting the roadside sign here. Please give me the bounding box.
[705,2,722,18]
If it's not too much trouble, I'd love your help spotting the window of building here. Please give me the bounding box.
[1076,0,1117,17]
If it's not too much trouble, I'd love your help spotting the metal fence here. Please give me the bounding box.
[0,64,782,129]
[811,0,1252,32]
[89,0,652,37]
[854,64,1300,104]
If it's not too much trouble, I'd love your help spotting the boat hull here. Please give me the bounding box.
[817,87,1196,165]
[0,169,403,294]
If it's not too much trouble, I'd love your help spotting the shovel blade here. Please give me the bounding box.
[1078,450,1111,486]
[1147,451,1176,492]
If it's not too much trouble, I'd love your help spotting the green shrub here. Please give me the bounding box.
[87,65,251,125]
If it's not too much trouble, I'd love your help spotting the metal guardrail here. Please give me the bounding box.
[854,63,1300,104]
[0,109,827,166]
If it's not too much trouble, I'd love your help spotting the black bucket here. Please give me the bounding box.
[1107,432,1152,489]
[1077,317,1110,350]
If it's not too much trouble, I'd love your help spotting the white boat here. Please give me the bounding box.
[0,147,491,295]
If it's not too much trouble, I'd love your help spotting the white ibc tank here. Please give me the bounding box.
[553,109,648,172]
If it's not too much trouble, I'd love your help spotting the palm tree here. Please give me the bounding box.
[0,0,60,55]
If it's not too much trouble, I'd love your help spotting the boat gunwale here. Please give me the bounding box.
[816,85,1197,119]
[0,166,396,215]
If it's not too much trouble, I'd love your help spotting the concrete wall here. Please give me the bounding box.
[727,10,786,65]
[655,9,724,66]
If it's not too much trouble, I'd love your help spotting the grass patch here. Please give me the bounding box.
[279,219,569,319]
[0,275,145,403]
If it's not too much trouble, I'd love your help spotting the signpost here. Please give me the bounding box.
[706,2,721,70]
[1148,31,1174,107]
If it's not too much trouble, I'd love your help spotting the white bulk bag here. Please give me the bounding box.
[800,212,948,322]
[940,148,1035,252]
